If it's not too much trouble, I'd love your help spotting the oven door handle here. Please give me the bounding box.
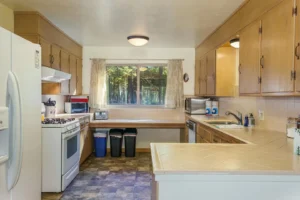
[63,128,80,140]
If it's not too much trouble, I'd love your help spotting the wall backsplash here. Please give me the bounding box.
[219,96,300,133]
[42,95,66,114]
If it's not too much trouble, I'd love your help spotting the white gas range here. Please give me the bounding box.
[41,118,80,192]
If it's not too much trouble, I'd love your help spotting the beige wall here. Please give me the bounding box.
[219,97,299,133]
[0,3,14,32]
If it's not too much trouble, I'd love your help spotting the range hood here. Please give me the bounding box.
[41,67,71,83]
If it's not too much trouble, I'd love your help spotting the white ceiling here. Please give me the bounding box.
[1,0,245,48]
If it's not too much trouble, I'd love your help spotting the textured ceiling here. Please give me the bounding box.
[1,0,245,48]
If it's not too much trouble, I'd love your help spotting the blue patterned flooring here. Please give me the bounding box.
[42,153,152,200]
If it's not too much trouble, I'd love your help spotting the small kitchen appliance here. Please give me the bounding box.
[65,96,89,114]
[94,110,109,120]
[185,98,210,115]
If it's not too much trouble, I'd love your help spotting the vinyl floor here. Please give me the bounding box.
[42,152,152,200]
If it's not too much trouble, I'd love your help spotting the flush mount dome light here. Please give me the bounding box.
[127,35,149,46]
[230,38,240,49]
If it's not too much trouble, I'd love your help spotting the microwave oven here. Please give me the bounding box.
[185,98,209,115]
[65,102,89,114]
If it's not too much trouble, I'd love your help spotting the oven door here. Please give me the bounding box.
[62,127,80,175]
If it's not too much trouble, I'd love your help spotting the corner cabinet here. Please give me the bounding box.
[14,11,83,95]
[195,49,236,97]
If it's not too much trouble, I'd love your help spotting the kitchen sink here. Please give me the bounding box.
[205,121,244,129]
[206,121,238,125]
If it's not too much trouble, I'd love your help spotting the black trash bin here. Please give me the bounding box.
[109,129,123,157]
[124,128,137,157]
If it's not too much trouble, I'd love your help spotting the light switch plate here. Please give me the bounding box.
[258,110,264,120]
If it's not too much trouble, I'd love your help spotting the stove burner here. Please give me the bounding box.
[42,118,76,124]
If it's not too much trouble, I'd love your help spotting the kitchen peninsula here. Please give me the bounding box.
[151,115,300,200]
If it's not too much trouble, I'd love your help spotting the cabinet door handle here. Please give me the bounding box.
[291,71,295,81]
[295,43,300,60]
[239,64,241,74]
[260,56,264,68]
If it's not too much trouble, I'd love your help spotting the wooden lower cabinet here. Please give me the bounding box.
[196,123,245,144]
[80,126,94,165]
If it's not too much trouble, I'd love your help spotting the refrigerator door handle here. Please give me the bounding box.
[6,71,23,191]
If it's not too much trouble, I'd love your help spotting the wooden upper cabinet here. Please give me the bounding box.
[194,60,201,96]
[60,49,70,73]
[261,0,295,93]
[206,50,216,95]
[39,38,51,67]
[239,20,261,94]
[216,47,237,96]
[51,44,61,70]
[69,55,77,95]
[76,58,83,95]
[199,58,207,95]
[295,0,300,92]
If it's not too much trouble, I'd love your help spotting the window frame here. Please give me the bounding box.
[106,63,167,108]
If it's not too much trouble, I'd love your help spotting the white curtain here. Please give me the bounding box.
[89,59,107,109]
[165,60,184,108]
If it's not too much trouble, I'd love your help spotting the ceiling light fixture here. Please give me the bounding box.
[230,38,240,49]
[127,35,149,46]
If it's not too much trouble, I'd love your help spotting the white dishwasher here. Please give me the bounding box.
[186,120,197,143]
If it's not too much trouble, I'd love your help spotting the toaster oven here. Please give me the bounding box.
[185,98,209,115]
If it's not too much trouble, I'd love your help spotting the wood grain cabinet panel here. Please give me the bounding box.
[51,44,61,70]
[60,49,70,73]
[206,50,216,95]
[197,124,211,143]
[199,58,207,95]
[76,58,83,95]
[295,0,300,92]
[261,0,295,93]
[194,60,201,96]
[39,38,51,67]
[80,126,93,165]
[70,55,77,95]
[239,20,261,94]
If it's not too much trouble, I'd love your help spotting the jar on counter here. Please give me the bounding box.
[287,117,297,138]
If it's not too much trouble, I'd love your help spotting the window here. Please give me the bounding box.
[106,65,167,106]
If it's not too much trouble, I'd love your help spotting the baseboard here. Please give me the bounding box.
[106,148,150,153]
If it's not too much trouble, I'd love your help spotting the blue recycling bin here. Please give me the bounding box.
[94,132,107,157]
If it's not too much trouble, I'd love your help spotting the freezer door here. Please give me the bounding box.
[10,33,42,200]
[0,26,12,200]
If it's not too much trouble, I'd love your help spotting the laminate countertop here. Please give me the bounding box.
[54,113,92,120]
[151,115,300,175]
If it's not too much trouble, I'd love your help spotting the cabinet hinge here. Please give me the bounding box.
[258,27,262,34]
[293,6,298,16]
[258,77,262,84]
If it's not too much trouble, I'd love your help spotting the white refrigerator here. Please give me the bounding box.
[0,26,42,200]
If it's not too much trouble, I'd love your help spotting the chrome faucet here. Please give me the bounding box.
[225,111,243,125]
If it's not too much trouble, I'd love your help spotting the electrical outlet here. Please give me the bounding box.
[258,110,264,120]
